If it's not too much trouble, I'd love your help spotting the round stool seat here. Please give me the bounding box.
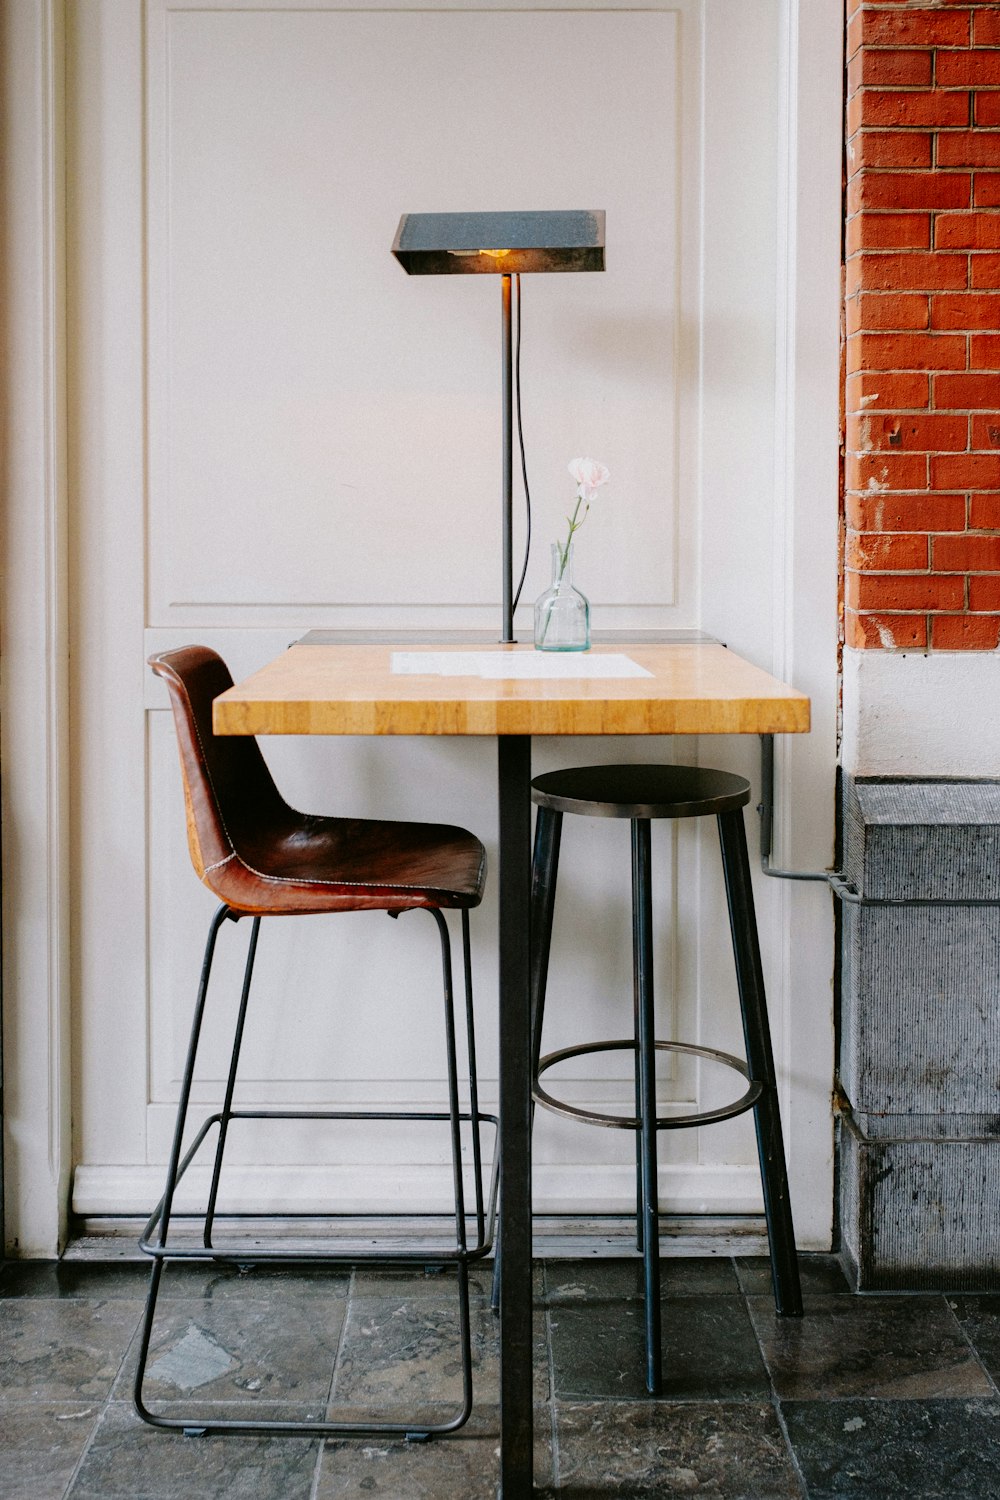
[531,763,751,820]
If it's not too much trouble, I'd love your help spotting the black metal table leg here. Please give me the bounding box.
[498,734,534,1498]
[632,819,662,1395]
[631,825,644,1259]
[717,808,803,1318]
[493,803,562,1313]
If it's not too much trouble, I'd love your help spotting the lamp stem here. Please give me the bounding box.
[501,273,514,643]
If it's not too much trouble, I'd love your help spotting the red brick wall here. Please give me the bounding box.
[845,2,1000,650]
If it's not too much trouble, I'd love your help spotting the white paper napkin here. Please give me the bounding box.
[390,652,652,680]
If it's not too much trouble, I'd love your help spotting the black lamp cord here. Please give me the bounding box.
[511,273,532,615]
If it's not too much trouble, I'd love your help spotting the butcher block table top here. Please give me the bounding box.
[212,642,811,739]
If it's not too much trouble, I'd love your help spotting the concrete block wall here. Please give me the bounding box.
[839,777,1000,1289]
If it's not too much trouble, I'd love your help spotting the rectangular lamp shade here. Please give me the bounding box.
[392,210,605,275]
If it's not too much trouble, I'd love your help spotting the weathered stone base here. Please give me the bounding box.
[839,1108,1000,1292]
[839,778,1000,1292]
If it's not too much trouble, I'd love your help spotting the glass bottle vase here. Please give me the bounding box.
[534,543,590,652]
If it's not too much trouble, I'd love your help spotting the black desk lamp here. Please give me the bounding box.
[392,210,606,642]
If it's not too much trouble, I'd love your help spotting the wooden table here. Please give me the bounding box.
[214,640,809,1498]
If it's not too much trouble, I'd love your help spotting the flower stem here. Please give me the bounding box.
[556,496,587,582]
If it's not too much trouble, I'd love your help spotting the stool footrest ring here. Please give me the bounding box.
[533,1039,763,1130]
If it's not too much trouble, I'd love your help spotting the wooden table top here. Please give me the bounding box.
[213,642,810,738]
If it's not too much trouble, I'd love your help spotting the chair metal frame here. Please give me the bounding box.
[134,901,497,1440]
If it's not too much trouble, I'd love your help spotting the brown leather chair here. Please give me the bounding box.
[135,646,495,1440]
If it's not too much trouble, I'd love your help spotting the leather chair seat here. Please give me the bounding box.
[206,812,486,915]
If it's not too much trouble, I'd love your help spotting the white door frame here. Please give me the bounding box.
[1,0,72,1256]
[1,0,843,1255]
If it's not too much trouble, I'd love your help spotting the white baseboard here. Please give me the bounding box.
[66,1214,774,1260]
[72,1161,765,1219]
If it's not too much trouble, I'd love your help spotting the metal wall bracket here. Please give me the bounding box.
[757,735,829,887]
[756,736,1000,909]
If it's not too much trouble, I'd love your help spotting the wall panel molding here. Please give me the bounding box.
[144,0,694,630]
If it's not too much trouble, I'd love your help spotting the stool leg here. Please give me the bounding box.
[492,806,562,1312]
[632,819,662,1396]
[717,809,803,1318]
[631,829,644,1258]
[530,808,563,1082]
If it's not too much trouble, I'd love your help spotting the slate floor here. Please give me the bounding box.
[3,1251,1000,1499]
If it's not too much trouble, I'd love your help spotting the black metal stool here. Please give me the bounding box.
[529,763,802,1395]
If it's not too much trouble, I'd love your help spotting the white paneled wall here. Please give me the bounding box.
[64,0,840,1245]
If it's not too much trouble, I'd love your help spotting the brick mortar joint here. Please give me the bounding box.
[847,607,999,614]
[848,572,1000,578]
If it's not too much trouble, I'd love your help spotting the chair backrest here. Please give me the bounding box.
[149,646,288,886]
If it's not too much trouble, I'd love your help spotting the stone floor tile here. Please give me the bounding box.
[315,1405,553,1497]
[947,1294,1000,1386]
[782,1397,1000,1500]
[544,1254,739,1303]
[11,1253,1000,1500]
[350,1262,495,1299]
[0,1257,352,1303]
[550,1293,770,1402]
[332,1291,496,1414]
[534,1308,556,1405]
[0,1300,144,1403]
[747,1293,994,1401]
[552,1399,802,1498]
[117,1292,345,1410]
[0,1260,150,1300]
[317,1432,501,1498]
[154,1261,352,1301]
[132,1398,345,1425]
[328,1290,525,1426]
[736,1253,852,1298]
[66,1400,320,1499]
[0,1400,101,1500]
